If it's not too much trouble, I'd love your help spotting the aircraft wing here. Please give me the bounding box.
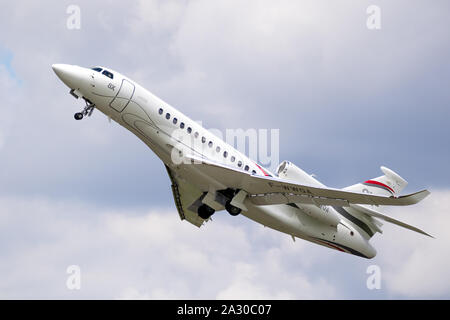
[178,156,430,207]
[165,165,207,228]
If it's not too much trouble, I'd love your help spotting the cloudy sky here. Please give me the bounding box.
[0,0,449,299]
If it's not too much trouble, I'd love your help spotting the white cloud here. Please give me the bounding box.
[0,196,338,299]
[216,262,336,300]
[128,0,186,34]
[374,190,450,298]
[119,287,152,300]
[165,0,448,122]
[1,190,448,299]
[1,187,450,299]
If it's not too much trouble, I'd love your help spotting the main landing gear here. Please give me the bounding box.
[225,201,241,216]
[74,99,96,120]
[198,204,215,220]
[197,201,241,220]
[196,189,243,220]
[221,189,242,216]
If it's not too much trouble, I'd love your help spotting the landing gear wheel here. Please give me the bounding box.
[198,204,215,219]
[74,99,96,121]
[225,201,241,216]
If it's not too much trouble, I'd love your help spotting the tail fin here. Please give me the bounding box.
[344,166,408,197]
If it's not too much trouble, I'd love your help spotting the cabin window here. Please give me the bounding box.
[180,122,185,129]
[223,151,228,158]
[231,156,235,162]
[187,127,192,134]
[238,161,243,167]
[208,141,213,148]
[252,170,257,175]
[244,165,249,171]
[166,113,170,120]
[201,136,206,143]
[173,118,178,125]
[158,108,163,115]
[216,146,220,153]
[194,132,199,138]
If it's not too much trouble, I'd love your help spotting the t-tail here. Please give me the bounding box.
[340,166,432,239]
[344,166,408,197]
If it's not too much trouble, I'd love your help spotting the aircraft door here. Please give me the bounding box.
[109,79,135,112]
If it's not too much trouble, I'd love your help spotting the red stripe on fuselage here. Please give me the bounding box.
[364,180,395,194]
[314,239,346,253]
[255,163,271,177]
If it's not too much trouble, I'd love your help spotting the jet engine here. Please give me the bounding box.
[294,203,340,227]
[276,160,340,227]
[276,160,323,187]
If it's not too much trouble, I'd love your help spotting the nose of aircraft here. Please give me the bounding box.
[52,64,87,90]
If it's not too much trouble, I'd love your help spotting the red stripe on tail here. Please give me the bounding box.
[364,180,395,194]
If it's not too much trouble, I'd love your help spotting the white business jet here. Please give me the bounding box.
[52,64,432,259]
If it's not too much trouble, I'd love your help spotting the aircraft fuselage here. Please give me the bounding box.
[52,64,377,258]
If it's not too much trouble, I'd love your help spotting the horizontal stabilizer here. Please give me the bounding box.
[350,204,433,238]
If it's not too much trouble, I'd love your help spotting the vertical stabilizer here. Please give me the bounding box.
[344,166,408,196]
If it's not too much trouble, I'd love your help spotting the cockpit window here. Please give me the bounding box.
[102,70,114,79]
[91,67,103,72]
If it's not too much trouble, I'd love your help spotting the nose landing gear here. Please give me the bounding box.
[74,99,96,120]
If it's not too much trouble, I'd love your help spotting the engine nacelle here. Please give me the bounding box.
[276,160,323,187]
[276,161,340,226]
[295,203,340,227]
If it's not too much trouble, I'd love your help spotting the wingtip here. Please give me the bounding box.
[397,189,431,205]
[424,231,435,239]
[417,189,431,201]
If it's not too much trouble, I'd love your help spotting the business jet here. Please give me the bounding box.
[52,64,432,259]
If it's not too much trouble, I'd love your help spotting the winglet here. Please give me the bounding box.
[397,189,431,205]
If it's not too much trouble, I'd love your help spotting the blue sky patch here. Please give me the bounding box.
[0,45,19,82]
